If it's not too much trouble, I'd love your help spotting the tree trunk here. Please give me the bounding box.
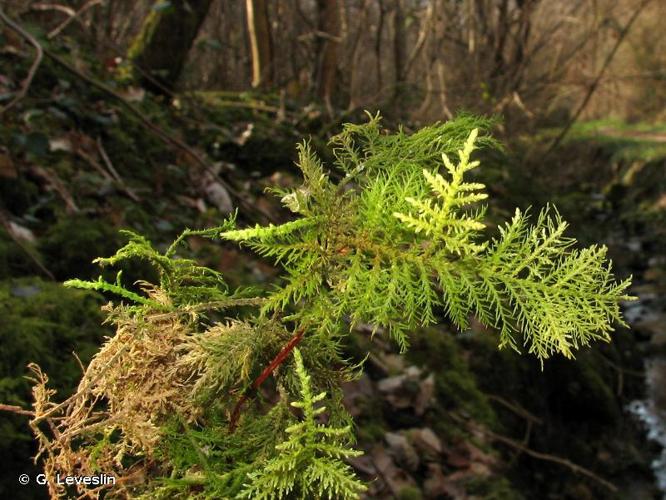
[246,0,273,88]
[391,0,406,105]
[314,0,340,113]
[128,0,213,94]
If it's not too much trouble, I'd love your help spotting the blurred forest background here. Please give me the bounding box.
[1,0,666,499]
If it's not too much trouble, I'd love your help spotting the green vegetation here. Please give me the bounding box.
[555,119,666,162]
[27,115,631,498]
[0,278,107,499]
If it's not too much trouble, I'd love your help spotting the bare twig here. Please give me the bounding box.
[0,7,44,115]
[27,165,80,214]
[75,149,114,181]
[0,210,55,280]
[487,394,543,425]
[30,3,76,16]
[402,2,432,80]
[31,344,128,424]
[47,0,103,39]
[450,412,618,492]
[96,138,141,202]
[546,0,652,155]
[0,403,34,417]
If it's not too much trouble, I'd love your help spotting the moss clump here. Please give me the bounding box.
[0,230,38,279]
[397,485,423,500]
[465,476,523,500]
[38,216,120,280]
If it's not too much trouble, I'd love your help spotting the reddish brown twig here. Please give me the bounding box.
[229,328,305,432]
[0,403,34,417]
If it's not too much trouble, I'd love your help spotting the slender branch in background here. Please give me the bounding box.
[546,0,652,155]
[402,1,432,80]
[47,0,103,39]
[0,7,44,115]
[96,137,142,203]
[29,3,76,17]
[0,210,56,280]
[449,412,618,492]
[374,0,385,95]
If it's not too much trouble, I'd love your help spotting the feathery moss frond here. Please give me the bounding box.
[29,113,632,499]
[222,114,632,361]
[238,349,366,500]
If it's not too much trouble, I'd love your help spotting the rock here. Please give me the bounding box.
[408,427,443,457]
[378,375,406,394]
[625,238,642,252]
[7,221,36,243]
[445,448,471,469]
[423,463,466,499]
[469,462,492,477]
[465,441,497,467]
[10,285,41,298]
[347,455,376,476]
[635,313,666,340]
[371,445,418,496]
[204,180,233,214]
[381,353,406,374]
[342,374,374,417]
[414,373,435,415]
[385,432,420,471]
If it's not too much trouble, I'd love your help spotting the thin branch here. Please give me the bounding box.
[30,3,76,17]
[96,137,141,202]
[486,394,543,425]
[402,2,432,79]
[450,412,618,492]
[546,0,652,155]
[0,403,34,417]
[31,344,129,424]
[0,8,44,115]
[47,0,103,39]
[229,328,305,432]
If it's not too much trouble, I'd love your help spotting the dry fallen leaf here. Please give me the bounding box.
[0,152,17,178]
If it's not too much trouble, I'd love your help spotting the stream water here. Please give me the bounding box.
[623,255,666,498]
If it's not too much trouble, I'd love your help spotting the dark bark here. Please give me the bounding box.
[314,0,340,113]
[128,0,213,94]
[391,0,406,104]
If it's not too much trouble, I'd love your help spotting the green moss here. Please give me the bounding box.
[0,230,37,279]
[0,277,107,401]
[356,419,386,443]
[0,277,108,499]
[397,485,423,500]
[465,476,523,500]
[127,8,162,63]
[39,216,120,280]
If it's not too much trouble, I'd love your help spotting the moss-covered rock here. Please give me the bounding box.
[38,216,120,280]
